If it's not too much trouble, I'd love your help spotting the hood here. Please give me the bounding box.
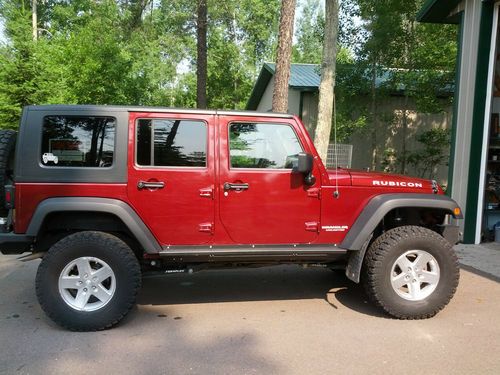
[326,169,352,186]
[348,170,438,193]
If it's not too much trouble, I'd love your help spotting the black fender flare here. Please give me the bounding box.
[341,193,462,283]
[26,197,161,253]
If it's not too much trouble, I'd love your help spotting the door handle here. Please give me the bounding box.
[223,182,249,191]
[137,181,165,190]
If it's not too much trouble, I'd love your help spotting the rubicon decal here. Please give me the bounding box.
[372,180,423,188]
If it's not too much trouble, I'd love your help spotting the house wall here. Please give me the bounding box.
[256,77,274,113]
[301,92,319,138]
[347,97,453,185]
[296,92,453,184]
[289,89,301,117]
[256,76,301,117]
[253,78,453,185]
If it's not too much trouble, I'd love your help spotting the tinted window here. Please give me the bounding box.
[42,116,116,167]
[229,123,303,169]
[136,119,207,167]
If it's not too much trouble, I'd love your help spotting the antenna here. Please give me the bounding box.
[333,90,340,199]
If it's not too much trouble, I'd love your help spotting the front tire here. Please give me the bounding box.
[36,231,141,331]
[362,226,459,319]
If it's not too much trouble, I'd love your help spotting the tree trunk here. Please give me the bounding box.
[400,93,409,174]
[313,0,339,162]
[400,19,416,175]
[272,0,296,113]
[196,0,208,109]
[370,60,377,171]
[32,0,37,41]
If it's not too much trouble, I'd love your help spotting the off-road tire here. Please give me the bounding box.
[36,231,141,331]
[362,225,459,319]
[0,129,16,215]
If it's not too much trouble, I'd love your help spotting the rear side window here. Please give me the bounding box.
[136,119,207,167]
[41,116,116,167]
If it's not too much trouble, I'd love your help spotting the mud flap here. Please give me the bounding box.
[345,234,372,283]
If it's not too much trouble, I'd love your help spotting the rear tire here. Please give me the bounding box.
[362,226,459,319]
[0,129,16,215]
[36,231,141,331]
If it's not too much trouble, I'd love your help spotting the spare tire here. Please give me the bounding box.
[0,129,17,216]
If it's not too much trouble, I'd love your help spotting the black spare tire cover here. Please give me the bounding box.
[0,129,17,215]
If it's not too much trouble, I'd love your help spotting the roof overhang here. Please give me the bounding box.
[417,0,463,24]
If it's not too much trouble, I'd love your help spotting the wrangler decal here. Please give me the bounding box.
[322,225,349,232]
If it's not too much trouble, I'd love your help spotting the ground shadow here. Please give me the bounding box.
[137,265,386,318]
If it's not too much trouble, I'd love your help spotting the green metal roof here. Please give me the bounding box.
[416,0,462,24]
[246,63,454,110]
[246,63,320,110]
[265,63,321,88]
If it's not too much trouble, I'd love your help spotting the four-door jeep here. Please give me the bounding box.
[0,105,462,331]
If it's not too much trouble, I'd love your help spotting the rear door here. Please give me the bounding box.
[218,115,321,244]
[127,112,215,246]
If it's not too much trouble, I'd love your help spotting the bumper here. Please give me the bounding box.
[0,233,34,254]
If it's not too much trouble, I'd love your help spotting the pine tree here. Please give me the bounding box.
[272,0,296,113]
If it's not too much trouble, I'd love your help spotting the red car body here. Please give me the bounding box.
[13,112,439,249]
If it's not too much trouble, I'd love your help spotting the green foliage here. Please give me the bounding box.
[381,147,398,173]
[292,0,324,64]
[349,0,457,173]
[0,0,459,182]
[381,128,451,178]
[206,25,253,109]
[406,128,451,179]
[334,112,366,142]
[0,0,47,127]
[0,0,280,128]
[204,0,280,108]
[292,0,354,65]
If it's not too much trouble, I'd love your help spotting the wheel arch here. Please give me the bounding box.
[27,197,161,254]
[343,194,462,284]
[341,194,462,251]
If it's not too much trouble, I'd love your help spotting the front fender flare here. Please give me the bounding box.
[341,194,462,283]
[341,193,462,251]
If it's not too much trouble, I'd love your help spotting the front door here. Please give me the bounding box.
[127,112,215,246]
[218,116,321,244]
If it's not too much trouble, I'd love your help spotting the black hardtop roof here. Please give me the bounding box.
[25,105,294,119]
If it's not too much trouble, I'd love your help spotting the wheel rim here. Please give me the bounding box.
[58,257,116,312]
[390,250,440,301]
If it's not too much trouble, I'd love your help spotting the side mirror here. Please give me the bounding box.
[294,152,316,186]
[295,152,313,174]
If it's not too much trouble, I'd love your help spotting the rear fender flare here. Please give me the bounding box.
[26,197,161,253]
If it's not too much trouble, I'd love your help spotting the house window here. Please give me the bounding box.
[136,119,207,167]
[229,122,303,169]
[41,116,116,167]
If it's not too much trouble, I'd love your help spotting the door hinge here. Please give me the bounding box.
[305,221,319,232]
[199,187,214,199]
[307,188,321,199]
[198,222,214,234]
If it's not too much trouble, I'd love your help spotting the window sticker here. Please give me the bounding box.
[41,152,59,165]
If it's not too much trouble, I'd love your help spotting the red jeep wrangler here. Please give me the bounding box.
[0,105,462,331]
